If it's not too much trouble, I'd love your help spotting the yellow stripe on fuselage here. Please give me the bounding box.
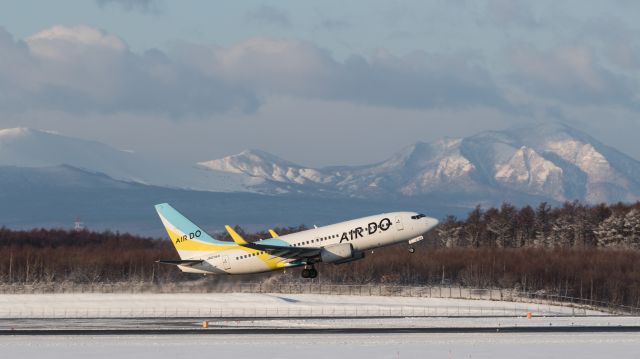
[161,217,292,271]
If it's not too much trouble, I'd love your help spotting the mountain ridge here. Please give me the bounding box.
[199,122,640,204]
[3,122,639,234]
[3,122,640,207]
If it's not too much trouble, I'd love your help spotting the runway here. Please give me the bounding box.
[3,331,640,359]
[2,316,640,335]
[3,326,640,335]
[3,317,640,358]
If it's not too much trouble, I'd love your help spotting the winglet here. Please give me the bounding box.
[268,229,279,238]
[225,225,248,245]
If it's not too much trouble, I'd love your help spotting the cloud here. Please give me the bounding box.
[0,26,258,117]
[485,0,539,28]
[508,45,637,107]
[95,0,162,14]
[245,5,291,27]
[578,17,640,70]
[0,25,511,118]
[320,19,350,31]
[181,38,509,110]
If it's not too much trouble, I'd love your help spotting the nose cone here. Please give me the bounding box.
[424,217,439,232]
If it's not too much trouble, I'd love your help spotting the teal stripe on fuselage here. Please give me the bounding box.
[256,237,291,246]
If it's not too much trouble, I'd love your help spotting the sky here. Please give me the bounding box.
[1,0,640,166]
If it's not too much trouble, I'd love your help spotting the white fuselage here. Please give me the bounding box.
[183,211,438,275]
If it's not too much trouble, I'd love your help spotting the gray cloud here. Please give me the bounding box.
[485,0,539,28]
[508,45,638,107]
[95,0,162,14]
[245,5,291,27]
[181,38,509,110]
[0,26,510,119]
[0,26,258,117]
[320,19,350,31]
[578,17,640,70]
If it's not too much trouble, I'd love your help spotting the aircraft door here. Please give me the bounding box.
[222,255,231,270]
[395,216,404,231]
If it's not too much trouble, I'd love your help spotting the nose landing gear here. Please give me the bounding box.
[408,236,423,254]
[301,265,318,279]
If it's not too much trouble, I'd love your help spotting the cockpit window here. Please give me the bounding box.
[411,214,426,220]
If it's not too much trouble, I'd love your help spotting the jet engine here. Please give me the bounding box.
[320,243,365,264]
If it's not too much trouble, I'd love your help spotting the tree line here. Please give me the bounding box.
[1,201,640,307]
[436,201,640,249]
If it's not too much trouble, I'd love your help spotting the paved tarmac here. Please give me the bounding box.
[1,317,639,335]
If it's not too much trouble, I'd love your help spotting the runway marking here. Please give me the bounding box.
[3,327,640,336]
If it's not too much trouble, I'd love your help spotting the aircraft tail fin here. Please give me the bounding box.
[155,203,232,259]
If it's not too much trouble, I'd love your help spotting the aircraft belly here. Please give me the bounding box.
[228,258,274,274]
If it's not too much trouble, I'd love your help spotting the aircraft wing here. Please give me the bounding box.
[225,224,320,260]
[240,242,321,259]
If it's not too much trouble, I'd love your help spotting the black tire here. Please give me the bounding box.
[301,269,311,278]
[309,268,318,278]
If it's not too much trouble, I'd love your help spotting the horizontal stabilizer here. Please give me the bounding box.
[157,259,203,266]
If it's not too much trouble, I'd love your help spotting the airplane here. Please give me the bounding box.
[155,203,439,279]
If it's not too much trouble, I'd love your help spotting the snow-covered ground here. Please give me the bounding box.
[0,292,605,319]
[1,293,638,358]
[2,333,640,359]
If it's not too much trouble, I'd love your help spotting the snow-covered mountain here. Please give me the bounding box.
[2,123,640,233]
[3,123,640,207]
[199,123,640,205]
[0,127,249,192]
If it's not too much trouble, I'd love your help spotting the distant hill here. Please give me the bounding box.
[0,127,250,192]
[0,165,459,235]
[2,123,640,234]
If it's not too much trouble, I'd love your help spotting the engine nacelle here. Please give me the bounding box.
[320,243,365,264]
[320,243,354,263]
[333,251,365,264]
